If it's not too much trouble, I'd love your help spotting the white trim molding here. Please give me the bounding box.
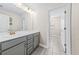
[39,44,48,48]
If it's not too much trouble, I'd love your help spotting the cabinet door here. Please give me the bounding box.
[34,33,40,48]
[2,36,26,50]
[27,46,33,55]
[34,36,39,48]
[2,42,25,55]
[0,44,1,55]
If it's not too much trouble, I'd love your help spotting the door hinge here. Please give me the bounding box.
[64,43,66,46]
[64,27,66,30]
[64,10,66,14]
[64,43,67,54]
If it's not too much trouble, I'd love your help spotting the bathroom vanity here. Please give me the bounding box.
[0,31,40,55]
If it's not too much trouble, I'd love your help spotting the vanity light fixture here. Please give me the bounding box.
[14,3,35,14]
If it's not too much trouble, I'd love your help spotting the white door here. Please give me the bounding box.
[49,4,71,55]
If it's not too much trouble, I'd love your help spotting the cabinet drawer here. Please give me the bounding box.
[1,36,26,50]
[28,38,33,44]
[27,42,33,49]
[34,33,39,37]
[34,36,39,40]
[27,34,33,39]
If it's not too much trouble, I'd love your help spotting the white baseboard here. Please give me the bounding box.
[39,44,48,48]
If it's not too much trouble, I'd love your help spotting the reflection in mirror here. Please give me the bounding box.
[0,13,9,32]
[9,17,15,35]
[0,12,23,33]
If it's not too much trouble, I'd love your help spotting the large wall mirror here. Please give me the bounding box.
[0,12,23,32]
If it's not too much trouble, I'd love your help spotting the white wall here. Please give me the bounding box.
[22,12,36,31]
[0,10,23,32]
[21,13,28,31]
[72,3,79,54]
[36,9,49,48]
[32,4,71,49]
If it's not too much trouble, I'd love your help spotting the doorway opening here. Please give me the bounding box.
[48,4,71,55]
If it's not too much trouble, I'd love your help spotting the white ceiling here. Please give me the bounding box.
[0,3,26,16]
[0,3,67,16]
[24,3,67,11]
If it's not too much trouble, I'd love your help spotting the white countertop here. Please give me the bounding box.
[0,31,39,42]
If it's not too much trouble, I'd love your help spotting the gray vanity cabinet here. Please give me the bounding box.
[34,32,40,48]
[0,32,40,55]
[26,32,40,55]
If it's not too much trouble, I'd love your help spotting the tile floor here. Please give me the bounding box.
[32,46,65,55]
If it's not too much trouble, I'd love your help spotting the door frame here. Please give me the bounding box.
[47,3,72,55]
